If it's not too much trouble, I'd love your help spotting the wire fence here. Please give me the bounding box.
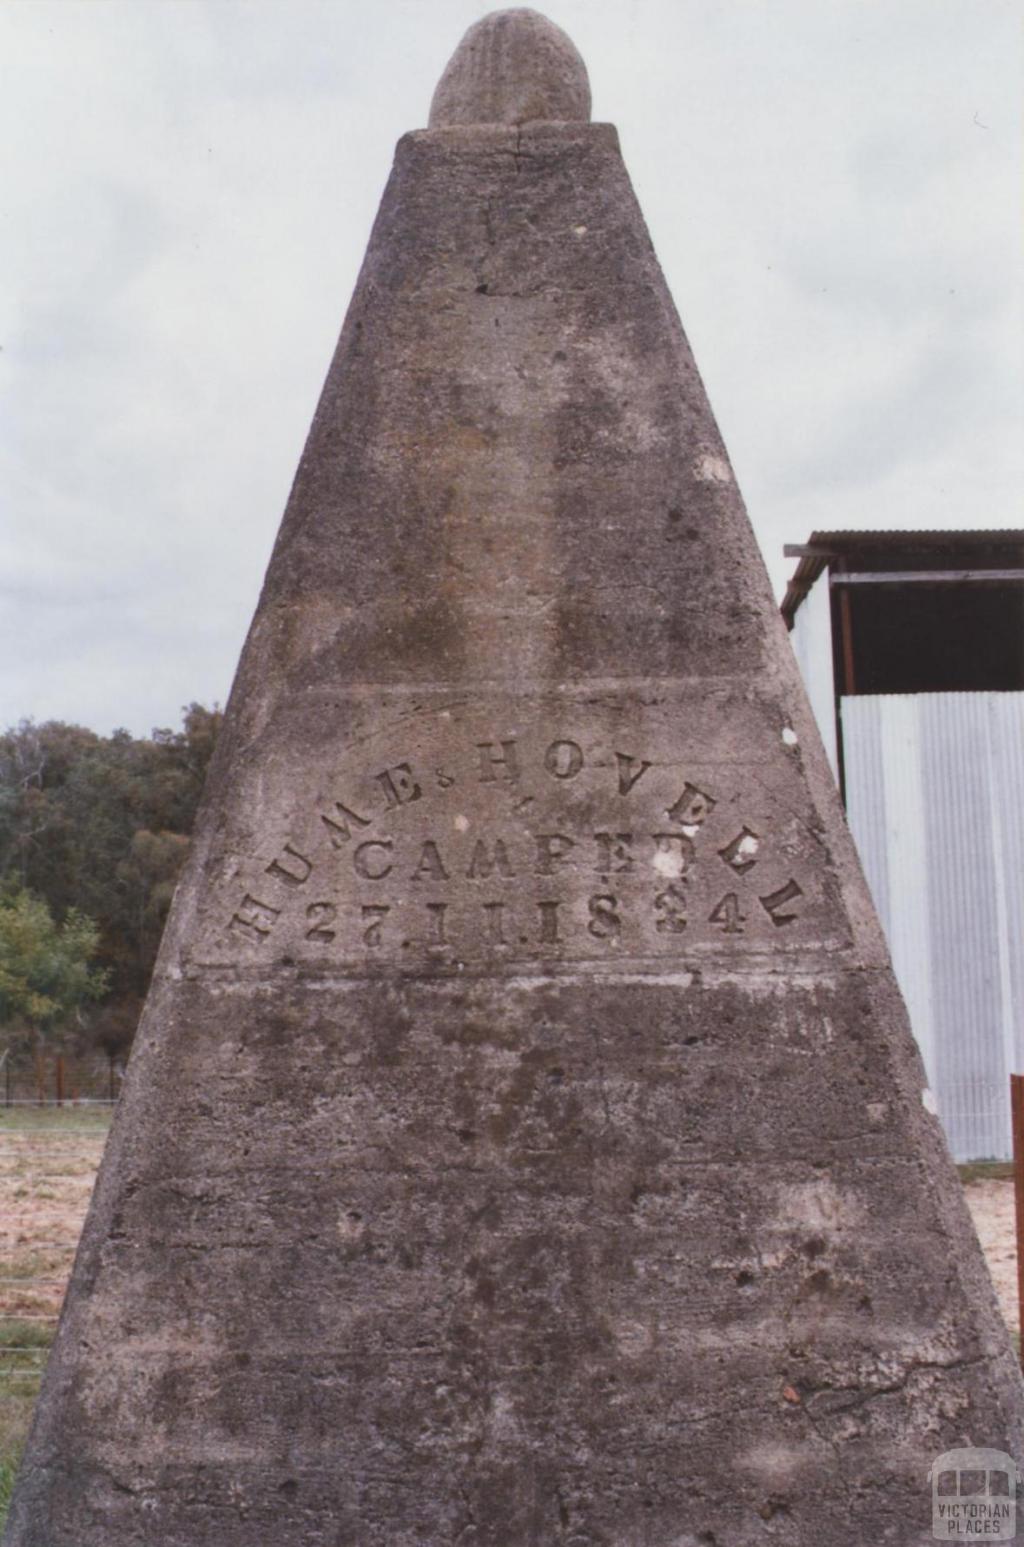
[1,1050,123,1107]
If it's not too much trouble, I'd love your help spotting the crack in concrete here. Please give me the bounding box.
[805,1352,987,1419]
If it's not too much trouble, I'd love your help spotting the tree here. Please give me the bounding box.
[0,888,109,1061]
[0,704,222,1055]
[116,827,191,985]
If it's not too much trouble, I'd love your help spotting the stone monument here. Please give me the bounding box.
[6,10,1023,1544]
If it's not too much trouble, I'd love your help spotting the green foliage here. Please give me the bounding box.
[0,704,221,1061]
[0,891,108,1051]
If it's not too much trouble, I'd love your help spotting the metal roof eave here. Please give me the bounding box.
[780,529,1024,627]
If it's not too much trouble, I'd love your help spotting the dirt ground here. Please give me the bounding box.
[0,1109,114,1521]
[964,1178,1019,1334]
[0,1113,109,1321]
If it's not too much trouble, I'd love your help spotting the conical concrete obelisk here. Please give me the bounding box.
[7,11,1023,1545]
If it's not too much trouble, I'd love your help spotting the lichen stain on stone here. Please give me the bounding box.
[694,453,732,484]
[775,1177,863,1234]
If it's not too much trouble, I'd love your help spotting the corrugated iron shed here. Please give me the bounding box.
[845,692,1024,1160]
[782,529,1024,1159]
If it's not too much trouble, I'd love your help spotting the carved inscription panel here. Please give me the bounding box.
[187,692,846,972]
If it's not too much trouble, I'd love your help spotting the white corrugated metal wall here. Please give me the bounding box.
[843,693,1024,1160]
[791,574,839,780]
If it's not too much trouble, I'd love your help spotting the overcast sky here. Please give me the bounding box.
[2,0,1021,738]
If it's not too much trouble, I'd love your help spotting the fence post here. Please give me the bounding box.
[55,1055,65,1107]
[1010,1073,1024,1368]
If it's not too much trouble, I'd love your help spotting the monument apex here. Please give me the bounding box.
[429,8,591,126]
[5,10,1023,1546]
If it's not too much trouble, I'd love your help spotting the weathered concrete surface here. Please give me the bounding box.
[430,9,590,127]
[7,12,1023,1547]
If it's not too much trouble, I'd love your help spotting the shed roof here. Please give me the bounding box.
[781,529,1024,625]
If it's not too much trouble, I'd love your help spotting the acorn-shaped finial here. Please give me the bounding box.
[429,8,592,127]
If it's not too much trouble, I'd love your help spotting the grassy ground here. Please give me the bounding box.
[0,1320,54,1524]
[0,1107,111,1533]
[0,1105,113,1134]
[957,1160,1015,1186]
